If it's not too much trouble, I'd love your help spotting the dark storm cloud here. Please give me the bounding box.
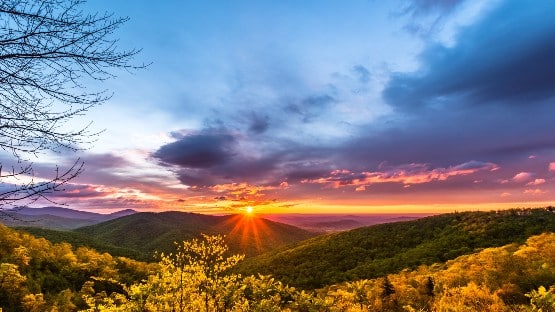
[153,132,236,168]
[384,1,555,111]
[177,170,218,187]
[363,0,555,168]
[153,127,335,188]
[340,106,555,169]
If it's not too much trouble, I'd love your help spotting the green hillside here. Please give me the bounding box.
[15,227,146,260]
[23,212,316,261]
[4,218,555,311]
[0,224,153,311]
[237,207,555,289]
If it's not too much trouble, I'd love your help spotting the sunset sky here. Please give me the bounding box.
[12,0,555,214]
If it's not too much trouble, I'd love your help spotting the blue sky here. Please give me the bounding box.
[14,0,555,213]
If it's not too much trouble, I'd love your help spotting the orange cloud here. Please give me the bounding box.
[210,182,281,195]
[208,182,288,206]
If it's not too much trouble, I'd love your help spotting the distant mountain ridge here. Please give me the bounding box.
[262,213,432,232]
[1,207,137,229]
[13,206,137,219]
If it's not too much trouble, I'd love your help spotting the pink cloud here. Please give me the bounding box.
[524,189,547,195]
[550,162,555,171]
[500,192,511,197]
[303,161,499,189]
[512,172,534,183]
[526,178,546,186]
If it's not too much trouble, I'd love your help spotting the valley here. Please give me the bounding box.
[1,207,555,310]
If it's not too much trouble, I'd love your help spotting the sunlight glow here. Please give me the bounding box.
[246,206,253,214]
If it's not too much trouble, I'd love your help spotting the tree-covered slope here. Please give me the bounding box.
[0,224,153,311]
[15,226,146,260]
[71,212,316,259]
[237,208,555,289]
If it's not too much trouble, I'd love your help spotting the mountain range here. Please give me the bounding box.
[8,206,555,290]
[0,206,137,229]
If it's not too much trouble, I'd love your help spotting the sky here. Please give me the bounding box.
[9,0,555,214]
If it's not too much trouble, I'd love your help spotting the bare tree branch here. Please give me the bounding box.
[0,0,143,212]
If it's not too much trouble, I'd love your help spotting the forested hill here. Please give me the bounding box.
[237,207,555,289]
[0,223,154,311]
[20,212,317,261]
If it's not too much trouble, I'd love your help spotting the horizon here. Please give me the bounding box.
[11,205,554,217]
[3,0,554,215]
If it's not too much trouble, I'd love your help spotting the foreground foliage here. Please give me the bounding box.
[2,209,555,311]
[85,233,555,311]
[0,224,153,311]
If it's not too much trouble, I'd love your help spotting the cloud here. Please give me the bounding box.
[303,160,498,189]
[345,0,555,174]
[526,179,546,186]
[286,94,336,122]
[153,131,236,168]
[54,184,115,198]
[81,153,131,169]
[550,162,555,171]
[176,170,217,187]
[401,0,466,16]
[524,188,547,195]
[512,172,533,183]
[384,1,555,111]
[248,113,270,134]
[352,65,371,83]
[149,125,336,191]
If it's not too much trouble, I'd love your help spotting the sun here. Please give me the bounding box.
[246,206,253,214]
